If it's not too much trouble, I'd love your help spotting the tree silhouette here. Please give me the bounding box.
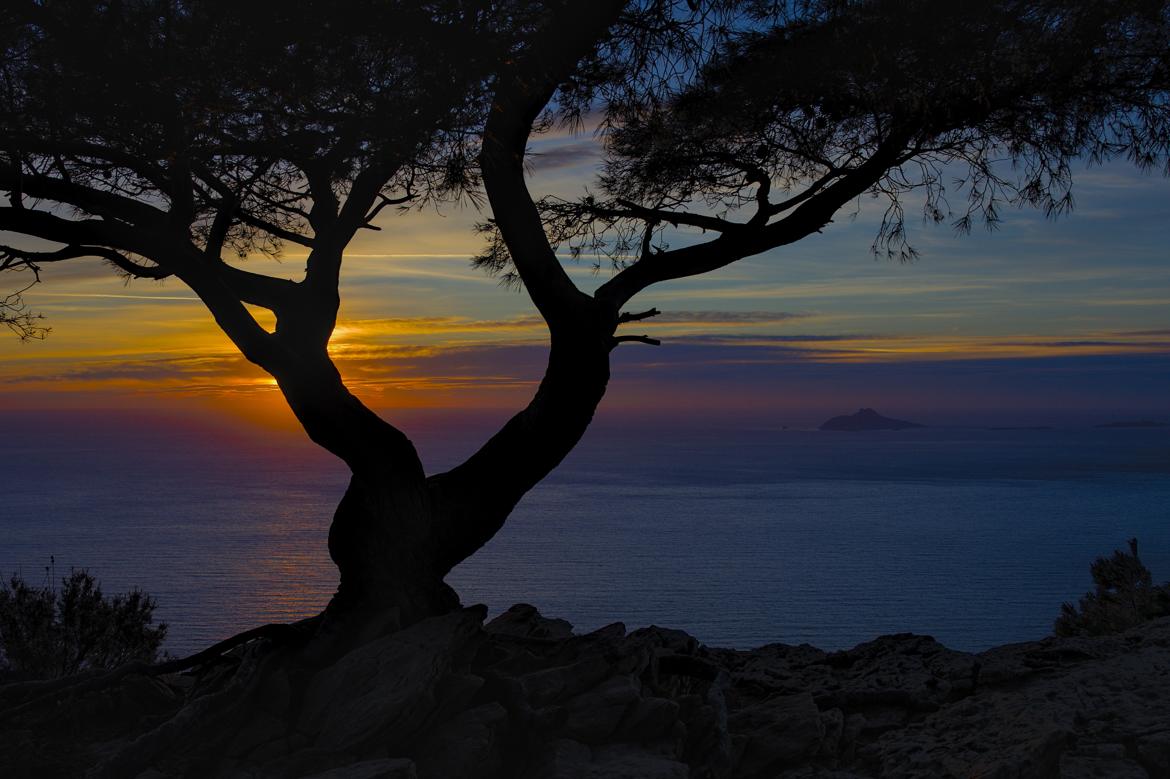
[2,0,1168,635]
[1055,539,1170,636]
[0,569,166,680]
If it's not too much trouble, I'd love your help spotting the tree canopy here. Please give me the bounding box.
[1,0,1168,623]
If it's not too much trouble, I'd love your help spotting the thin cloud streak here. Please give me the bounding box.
[28,292,203,302]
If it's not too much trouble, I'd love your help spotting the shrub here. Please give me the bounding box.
[1054,539,1170,637]
[0,568,167,680]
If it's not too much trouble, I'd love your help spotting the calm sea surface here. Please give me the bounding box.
[2,411,1167,656]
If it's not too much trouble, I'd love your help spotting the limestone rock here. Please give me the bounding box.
[6,607,1170,779]
[729,691,824,777]
[298,608,484,754]
[560,675,641,743]
[616,695,680,742]
[518,656,613,708]
[298,758,418,779]
[527,739,689,779]
[486,604,574,640]
[415,703,508,779]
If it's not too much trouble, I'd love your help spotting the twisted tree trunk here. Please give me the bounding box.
[265,300,618,630]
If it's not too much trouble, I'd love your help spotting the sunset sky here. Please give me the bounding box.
[2,127,1169,432]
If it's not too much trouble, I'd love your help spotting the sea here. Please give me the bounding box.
[1,410,1167,657]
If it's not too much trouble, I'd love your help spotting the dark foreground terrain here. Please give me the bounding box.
[2,605,1168,778]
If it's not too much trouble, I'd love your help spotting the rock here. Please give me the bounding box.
[415,703,508,779]
[298,608,484,754]
[526,738,592,779]
[1059,753,1149,778]
[729,691,824,777]
[818,708,844,757]
[10,608,1170,779]
[616,696,679,742]
[527,739,688,779]
[855,618,1170,777]
[486,604,574,640]
[518,656,613,707]
[1136,731,1170,775]
[561,675,641,743]
[588,744,690,778]
[298,758,418,779]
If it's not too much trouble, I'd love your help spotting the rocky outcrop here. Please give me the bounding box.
[2,605,1169,778]
[819,408,925,431]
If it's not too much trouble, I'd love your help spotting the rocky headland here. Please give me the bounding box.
[2,605,1168,778]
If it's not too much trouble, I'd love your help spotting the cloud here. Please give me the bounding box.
[662,280,998,301]
[673,333,871,344]
[527,141,602,172]
[1111,328,1170,337]
[30,292,202,303]
[1003,340,1170,349]
[326,310,812,348]
[646,310,808,325]
[3,354,253,386]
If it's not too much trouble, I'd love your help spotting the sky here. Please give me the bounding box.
[2,128,1169,434]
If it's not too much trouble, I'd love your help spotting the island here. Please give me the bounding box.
[1095,420,1169,428]
[819,407,926,431]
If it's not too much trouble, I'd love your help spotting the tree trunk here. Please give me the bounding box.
[268,349,462,628]
[264,304,616,631]
[429,319,615,574]
[326,475,460,627]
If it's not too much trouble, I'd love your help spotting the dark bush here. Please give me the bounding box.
[0,568,167,680]
[1055,539,1170,637]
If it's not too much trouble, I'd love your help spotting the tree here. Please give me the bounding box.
[0,569,167,680]
[1055,539,1170,637]
[1,0,1167,638]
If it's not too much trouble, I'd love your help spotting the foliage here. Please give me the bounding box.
[1054,539,1170,637]
[505,0,1170,278]
[0,568,167,680]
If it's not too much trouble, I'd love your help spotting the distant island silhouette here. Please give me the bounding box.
[1095,420,1169,428]
[819,407,925,431]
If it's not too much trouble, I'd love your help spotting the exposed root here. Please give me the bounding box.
[0,615,321,725]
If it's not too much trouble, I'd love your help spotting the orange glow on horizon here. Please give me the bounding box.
[3,309,1167,403]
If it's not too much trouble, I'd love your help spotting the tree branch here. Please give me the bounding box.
[0,168,169,226]
[607,198,739,234]
[0,243,172,281]
[765,168,843,216]
[478,1,626,326]
[617,307,660,323]
[1,273,48,341]
[216,263,298,313]
[0,136,174,192]
[0,207,147,253]
[431,1,629,570]
[596,132,914,308]
[363,174,416,228]
[612,334,660,346]
[234,211,316,248]
[205,197,238,258]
